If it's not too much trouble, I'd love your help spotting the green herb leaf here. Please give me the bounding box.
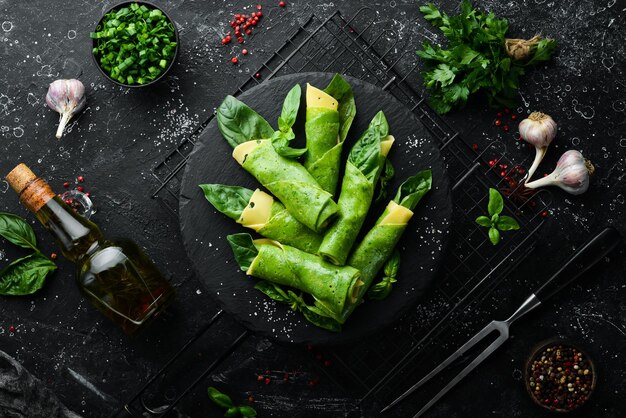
[254,281,290,303]
[217,96,275,148]
[207,387,234,409]
[323,74,356,143]
[224,407,239,418]
[0,253,57,296]
[394,170,433,210]
[238,406,257,417]
[300,303,342,332]
[488,227,500,245]
[475,215,492,227]
[199,185,253,221]
[348,111,389,183]
[0,212,38,251]
[367,250,400,301]
[487,188,504,216]
[226,234,258,272]
[279,84,301,131]
[497,215,520,231]
[376,159,395,203]
[270,129,307,159]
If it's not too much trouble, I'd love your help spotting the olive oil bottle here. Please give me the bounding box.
[6,163,175,334]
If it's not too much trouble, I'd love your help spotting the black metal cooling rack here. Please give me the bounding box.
[131,7,552,417]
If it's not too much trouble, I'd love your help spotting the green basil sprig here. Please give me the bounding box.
[0,212,57,296]
[475,188,520,245]
[226,234,258,272]
[207,387,256,417]
[199,185,253,221]
[367,249,400,301]
[323,74,356,143]
[375,159,395,203]
[254,281,341,332]
[271,84,307,158]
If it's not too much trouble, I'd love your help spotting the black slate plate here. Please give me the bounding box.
[179,72,452,346]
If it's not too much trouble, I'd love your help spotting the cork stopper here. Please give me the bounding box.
[6,163,37,195]
[5,163,55,212]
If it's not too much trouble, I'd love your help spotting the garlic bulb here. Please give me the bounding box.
[46,79,86,139]
[519,111,557,183]
[525,150,595,195]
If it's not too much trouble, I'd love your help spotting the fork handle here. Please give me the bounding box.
[534,227,621,303]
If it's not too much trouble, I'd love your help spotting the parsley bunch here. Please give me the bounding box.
[417,0,556,114]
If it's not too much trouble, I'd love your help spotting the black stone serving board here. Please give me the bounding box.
[179,72,452,346]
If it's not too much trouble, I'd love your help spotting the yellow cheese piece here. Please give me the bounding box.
[306,83,338,110]
[380,135,395,157]
[232,140,265,165]
[380,201,414,225]
[237,189,274,231]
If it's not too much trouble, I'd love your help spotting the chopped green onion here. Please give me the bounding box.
[92,2,176,85]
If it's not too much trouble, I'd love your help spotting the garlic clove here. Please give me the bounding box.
[46,79,86,139]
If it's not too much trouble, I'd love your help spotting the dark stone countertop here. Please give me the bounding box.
[0,0,624,417]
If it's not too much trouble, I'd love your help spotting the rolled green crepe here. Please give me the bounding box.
[339,170,433,322]
[200,184,323,254]
[232,140,338,233]
[318,111,395,265]
[303,74,356,195]
[227,233,363,322]
[216,95,339,233]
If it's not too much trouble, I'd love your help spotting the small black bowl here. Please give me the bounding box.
[91,1,179,88]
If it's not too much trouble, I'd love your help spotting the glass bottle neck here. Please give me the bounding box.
[35,196,104,263]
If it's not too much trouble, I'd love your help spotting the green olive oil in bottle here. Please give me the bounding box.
[6,163,175,334]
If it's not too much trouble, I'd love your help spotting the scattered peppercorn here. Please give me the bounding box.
[264,377,271,385]
[257,375,264,382]
[495,119,502,127]
[77,186,84,192]
[8,325,15,333]
[63,181,70,188]
[503,124,510,132]
[231,57,239,64]
[511,114,517,120]
[50,252,58,260]
[242,49,248,55]
[77,175,84,182]
[527,343,594,412]
[254,72,262,79]
[472,143,479,151]
[279,1,286,7]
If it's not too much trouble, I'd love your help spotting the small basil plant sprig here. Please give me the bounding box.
[519,112,557,183]
[46,79,86,139]
[271,84,307,158]
[475,189,520,245]
[525,150,595,195]
[367,249,400,301]
[207,387,256,418]
[0,212,57,295]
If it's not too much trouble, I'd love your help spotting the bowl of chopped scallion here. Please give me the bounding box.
[91,1,179,87]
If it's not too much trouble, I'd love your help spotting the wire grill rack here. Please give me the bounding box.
[140,7,552,417]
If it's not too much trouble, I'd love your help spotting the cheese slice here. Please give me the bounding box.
[380,201,414,225]
[380,135,395,157]
[306,83,338,110]
[233,140,265,165]
[237,189,274,231]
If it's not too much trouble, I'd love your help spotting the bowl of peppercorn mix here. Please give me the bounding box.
[525,340,596,412]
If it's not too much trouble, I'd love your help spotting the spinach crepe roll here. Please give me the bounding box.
[319,111,395,265]
[227,233,364,322]
[303,75,356,195]
[339,170,432,322]
[200,184,323,253]
[232,139,338,233]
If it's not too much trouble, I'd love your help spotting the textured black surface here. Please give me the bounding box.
[0,0,624,417]
[179,72,452,345]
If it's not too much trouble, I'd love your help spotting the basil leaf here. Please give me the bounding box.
[199,184,253,221]
[300,303,342,332]
[254,281,290,303]
[238,406,257,417]
[279,84,301,131]
[487,188,504,216]
[497,215,520,231]
[348,111,389,183]
[475,215,492,227]
[368,250,400,301]
[383,250,400,278]
[394,170,433,210]
[207,387,234,409]
[224,407,239,418]
[0,212,38,251]
[488,227,501,245]
[217,96,275,148]
[270,130,307,159]
[0,253,56,296]
[323,74,356,143]
[375,159,395,203]
[226,234,258,272]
